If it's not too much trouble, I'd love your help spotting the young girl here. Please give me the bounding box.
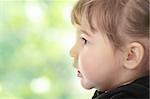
[70,0,149,98]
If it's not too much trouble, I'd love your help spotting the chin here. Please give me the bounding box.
[82,84,94,90]
[81,79,94,90]
[82,85,94,90]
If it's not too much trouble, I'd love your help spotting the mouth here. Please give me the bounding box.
[72,61,83,78]
[77,70,83,78]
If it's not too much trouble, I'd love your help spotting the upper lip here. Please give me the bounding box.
[72,61,82,77]
[73,64,78,68]
[72,60,78,68]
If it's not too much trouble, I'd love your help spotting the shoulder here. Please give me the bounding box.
[92,90,136,99]
[92,75,149,99]
[109,75,149,98]
[109,91,135,99]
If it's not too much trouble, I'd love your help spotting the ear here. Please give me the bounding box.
[123,42,144,70]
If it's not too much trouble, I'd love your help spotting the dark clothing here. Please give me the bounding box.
[92,75,149,99]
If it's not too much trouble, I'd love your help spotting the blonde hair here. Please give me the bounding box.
[71,0,149,49]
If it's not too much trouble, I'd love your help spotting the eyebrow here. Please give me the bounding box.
[77,29,92,37]
[74,24,92,36]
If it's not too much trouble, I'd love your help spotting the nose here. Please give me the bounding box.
[70,45,78,59]
[70,46,79,68]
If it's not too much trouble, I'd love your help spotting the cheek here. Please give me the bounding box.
[80,46,114,67]
[79,49,105,79]
[78,47,119,82]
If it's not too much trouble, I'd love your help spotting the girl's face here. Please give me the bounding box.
[70,29,124,91]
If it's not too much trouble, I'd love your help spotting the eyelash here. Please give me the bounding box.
[81,37,87,45]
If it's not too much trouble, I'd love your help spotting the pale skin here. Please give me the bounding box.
[70,28,148,91]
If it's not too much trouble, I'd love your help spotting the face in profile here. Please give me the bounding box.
[70,30,124,91]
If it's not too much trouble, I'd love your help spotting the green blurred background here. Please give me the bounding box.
[0,0,95,99]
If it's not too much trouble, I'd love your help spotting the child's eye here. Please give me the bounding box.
[81,37,87,45]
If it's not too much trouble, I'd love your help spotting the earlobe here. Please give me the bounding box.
[123,42,144,70]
